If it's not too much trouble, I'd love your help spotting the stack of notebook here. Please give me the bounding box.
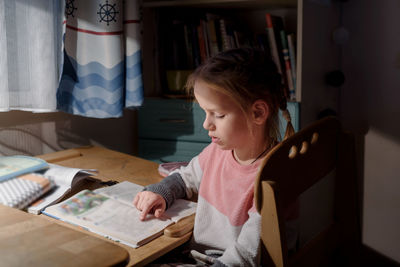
[0,155,51,209]
[0,173,52,209]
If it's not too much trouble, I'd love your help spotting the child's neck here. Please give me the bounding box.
[233,139,274,166]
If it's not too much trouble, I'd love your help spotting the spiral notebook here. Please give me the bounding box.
[0,173,53,209]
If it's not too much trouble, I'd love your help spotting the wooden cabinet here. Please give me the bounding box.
[138,0,339,162]
[138,98,208,162]
[138,98,299,163]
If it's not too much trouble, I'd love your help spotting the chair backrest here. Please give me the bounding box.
[254,116,360,267]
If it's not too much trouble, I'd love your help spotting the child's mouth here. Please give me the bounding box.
[211,136,220,143]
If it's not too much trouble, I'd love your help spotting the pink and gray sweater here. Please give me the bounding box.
[145,143,298,266]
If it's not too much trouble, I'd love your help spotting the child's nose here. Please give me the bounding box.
[203,115,214,131]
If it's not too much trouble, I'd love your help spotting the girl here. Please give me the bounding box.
[133,48,297,266]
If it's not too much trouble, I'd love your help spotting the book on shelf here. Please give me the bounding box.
[201,19,211,59]
[287,33,297,95]
[190,23,201,67]
[265,13,283,75]
[0,155,49,182]
[183,24,195,69]
[280,30,296,100]
[219,18,231,51]
[255,33,271,56]
[265,13,290,99]
[205,13,221,57]
[43,181,197,248]
[0,173,53,210]
[27,163,97,214]
[197,22,208,63]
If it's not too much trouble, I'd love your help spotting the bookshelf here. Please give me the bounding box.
[139,0,340,162]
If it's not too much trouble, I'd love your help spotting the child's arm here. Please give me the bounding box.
[133,156,202,220]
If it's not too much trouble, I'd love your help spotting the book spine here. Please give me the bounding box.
[265,14,283,74]
[197,24,207,63]
[206,16,219,56]
[213,19,223,52]
[280,30,295,100]
[219,19,230,51]
[287,33,297,92]
[201,19,210,58]
[191,24,201,67]
[183,24,194,69]
[233,31,240,48]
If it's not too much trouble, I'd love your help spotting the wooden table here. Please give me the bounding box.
[0,204,129,267]
[35,146,194,266]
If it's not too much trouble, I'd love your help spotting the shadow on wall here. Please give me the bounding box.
[0,110,137,156]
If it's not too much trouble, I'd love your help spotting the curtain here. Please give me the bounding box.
[57,0,143,118]
[0,0,63,112]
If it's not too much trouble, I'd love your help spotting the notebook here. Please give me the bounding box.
[0,155,49,182]
[0,173,53,209]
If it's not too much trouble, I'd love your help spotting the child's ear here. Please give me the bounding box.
[252,100,269,125]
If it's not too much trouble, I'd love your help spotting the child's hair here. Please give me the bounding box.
[185,47,294,142]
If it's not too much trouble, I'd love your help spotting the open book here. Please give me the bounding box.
[27,164,96,214]
[43,181,197,248]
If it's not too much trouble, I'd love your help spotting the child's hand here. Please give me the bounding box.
[133,191,166,221]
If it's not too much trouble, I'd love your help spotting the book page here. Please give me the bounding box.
[94,181,197,222]
[27,164,97,214]
[43,164,97,187]
[43,190,174,248]
[94,180,143,206]
[164,199,197,223]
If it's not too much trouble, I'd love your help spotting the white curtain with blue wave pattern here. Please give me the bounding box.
[57,0,143,118]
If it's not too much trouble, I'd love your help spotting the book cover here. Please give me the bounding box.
[0,155,48,182]
[43,181,197,248]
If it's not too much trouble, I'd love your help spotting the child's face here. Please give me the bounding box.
[194,81,251,152]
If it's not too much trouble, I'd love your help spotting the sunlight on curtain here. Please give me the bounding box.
[0,0,63,112]
[57,0,143,118]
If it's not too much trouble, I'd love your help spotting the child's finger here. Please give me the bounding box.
[154,207,165,218]
[132,193,140,207]
[140,202,154,221]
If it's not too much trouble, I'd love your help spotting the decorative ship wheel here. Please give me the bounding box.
[97,0,119,26]
[65,0,77,18]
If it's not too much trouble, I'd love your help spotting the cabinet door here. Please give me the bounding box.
[138,98,208,142]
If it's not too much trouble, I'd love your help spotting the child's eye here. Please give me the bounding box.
[215,114,225,119]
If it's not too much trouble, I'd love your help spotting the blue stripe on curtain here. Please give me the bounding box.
[57,0,143,118]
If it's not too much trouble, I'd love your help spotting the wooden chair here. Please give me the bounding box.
[255,116,360,266]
